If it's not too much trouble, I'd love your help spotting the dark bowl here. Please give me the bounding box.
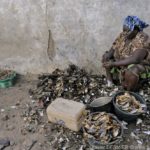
[88,97,112,112]
[83,112,124,149]
[112,91,147,122]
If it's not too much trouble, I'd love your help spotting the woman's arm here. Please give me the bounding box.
[103,49,148,68]
[113,49,148,67]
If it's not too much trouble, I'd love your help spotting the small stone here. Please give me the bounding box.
[39,110,44,117]
[109,91,116,96]
[7,125,15,131]
[121,121,128,129]
[21,129,27,135]
[12,114,15,118]
[103,91,108,96]
[2,114,9,121]
[38,143,42,147]
[139,90,144,96]
[1,109,5,112]
[79,145,84,150]
[136,118,142,126]
[39,127,44,134]
[143,131,150,135]
[10,140,15,146]
[59,138,64,143]
[62,147,67,150]
[137,140,143,145]
[15,101,20,106]
[130,132,139,140]
[31,100,36,103]
[114,88,118,92]
[10,106,17,109]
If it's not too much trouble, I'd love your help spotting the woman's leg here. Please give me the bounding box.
[123,65,145,91]
[123,70,139,91]
[105,68,113,87]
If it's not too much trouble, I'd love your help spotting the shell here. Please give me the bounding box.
[116,92,144,114]
[29,65,105,107]
[83,112,122,144]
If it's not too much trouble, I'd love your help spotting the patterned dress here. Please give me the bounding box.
[112,31,150,60]
[111,31,150,78]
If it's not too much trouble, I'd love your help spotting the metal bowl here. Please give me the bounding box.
[87,97,112,112]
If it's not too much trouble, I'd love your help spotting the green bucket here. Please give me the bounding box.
[0,72,16,88]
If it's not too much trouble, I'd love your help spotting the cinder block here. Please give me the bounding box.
[46,98,86,131]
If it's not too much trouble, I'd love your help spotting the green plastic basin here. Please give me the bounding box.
[0,72,16,88]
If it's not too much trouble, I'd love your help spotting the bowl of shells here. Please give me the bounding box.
[82,112,123,148]
[0,69,16,88]
[112,91,147,122]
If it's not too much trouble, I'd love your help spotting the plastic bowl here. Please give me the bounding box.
[83,112,124,149]
[0,72,16,88]
[112,91,147,122]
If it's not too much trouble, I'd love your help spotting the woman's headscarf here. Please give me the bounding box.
[123,16,149,31]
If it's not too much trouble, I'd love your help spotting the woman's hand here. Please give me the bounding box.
[102,49,114,63]
[102,52,110,63]
[103,61,114,69]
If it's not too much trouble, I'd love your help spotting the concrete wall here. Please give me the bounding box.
[0,0,150,74]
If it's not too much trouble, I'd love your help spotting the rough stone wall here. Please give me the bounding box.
[0,0,150,74]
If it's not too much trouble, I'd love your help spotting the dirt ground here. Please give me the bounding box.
[0,75,149,150]
[0,75,50,150]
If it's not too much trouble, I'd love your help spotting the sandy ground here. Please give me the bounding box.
[0,75,50,150]
[0,75,149,150]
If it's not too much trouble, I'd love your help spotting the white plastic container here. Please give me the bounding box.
[46,98,86,131]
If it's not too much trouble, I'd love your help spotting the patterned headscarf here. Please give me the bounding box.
[123,16,149,31]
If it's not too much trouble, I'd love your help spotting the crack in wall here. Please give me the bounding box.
[45,0,55,61]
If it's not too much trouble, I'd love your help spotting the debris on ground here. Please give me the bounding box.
[21,104,44,135]
[0,73,149,149]
[83,112,122,144]
[1,114,9,121]
[44,124,86,150]
[121,120,128,129]
[26,66,150,149]
[136,118,142,126]
[0,70,14,80]
[130,111,150,147]
[27,140,37,150]
[29,65,107,107]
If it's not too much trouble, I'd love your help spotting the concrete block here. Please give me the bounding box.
[46,98,86,131]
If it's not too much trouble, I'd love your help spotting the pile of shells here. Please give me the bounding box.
[83,112,122,144]
[0,70,14,80]
[116,93,146,114]
[21,104,44,135]
[29,65,106,107]
[27,69,150,148]
[45,124,86,149]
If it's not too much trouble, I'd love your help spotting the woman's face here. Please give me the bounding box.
[123,25,139,40]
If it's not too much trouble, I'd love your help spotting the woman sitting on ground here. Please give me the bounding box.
[102,16,150,91]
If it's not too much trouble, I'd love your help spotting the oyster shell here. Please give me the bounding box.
[116,92,145,114]
[83,112,122,144]
[29,65,105,107]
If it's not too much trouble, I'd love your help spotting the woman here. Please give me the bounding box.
[102,16,150,91]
